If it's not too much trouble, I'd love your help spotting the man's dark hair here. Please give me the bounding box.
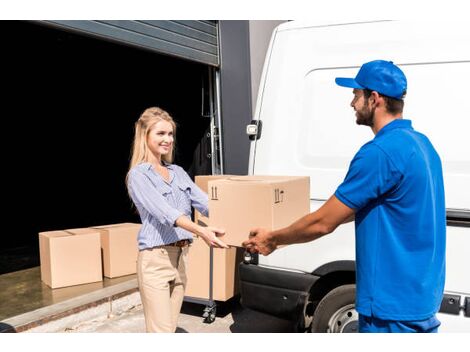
[363,89,406,115]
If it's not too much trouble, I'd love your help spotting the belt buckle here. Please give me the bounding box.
[174,239,189,247]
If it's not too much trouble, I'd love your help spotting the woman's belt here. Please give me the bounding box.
[165,239,191,247]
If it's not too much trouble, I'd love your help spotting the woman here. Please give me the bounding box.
[126,107,228,333]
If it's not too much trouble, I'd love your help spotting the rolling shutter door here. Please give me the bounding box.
[41,20,219,66]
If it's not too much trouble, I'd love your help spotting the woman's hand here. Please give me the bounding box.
[198,226,229,248]
[175,215,228,248]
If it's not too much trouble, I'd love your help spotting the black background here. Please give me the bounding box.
[1,21,210,274]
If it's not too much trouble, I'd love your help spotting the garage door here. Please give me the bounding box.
[42,20,219,66]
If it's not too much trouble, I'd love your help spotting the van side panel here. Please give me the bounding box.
[252,21,470,209]
[250,21,470,324]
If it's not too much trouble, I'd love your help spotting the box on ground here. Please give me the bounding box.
[91,223,141,278]
[208,176,310,247]
[185,175,242,301]
[38,228,102,289]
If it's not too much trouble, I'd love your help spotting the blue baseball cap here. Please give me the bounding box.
[335,60,407,99]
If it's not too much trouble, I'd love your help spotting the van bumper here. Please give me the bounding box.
[239,263,319,322]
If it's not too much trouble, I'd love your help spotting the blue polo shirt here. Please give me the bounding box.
[335,119,446,321]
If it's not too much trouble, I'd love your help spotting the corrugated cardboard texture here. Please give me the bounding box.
[208,176,310,247]
[38,229,102,289]
[185,175,241,301]
[194,175,234,226]
[185,236,243,301]
[91,223,141,278]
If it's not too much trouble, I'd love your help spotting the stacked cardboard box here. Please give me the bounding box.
[39,222,142,289]
[193,175,234,227]
[38,228,102,289]
[208,176,310,247]
[185,175,243,301]
[91,223,141,278]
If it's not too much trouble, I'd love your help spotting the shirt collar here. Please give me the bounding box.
[141,161,174,170]
[140,161,175,185]
[162,160,174,170]
[375,118,412,138]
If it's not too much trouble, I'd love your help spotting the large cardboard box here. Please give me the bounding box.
[185,236,244,301]
[38,228,102,289]
[185,175,242,301]
[91,223,141,278]
[208,176,310,247]
[193,175,234,226]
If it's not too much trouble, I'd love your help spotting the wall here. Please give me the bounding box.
[249,21,287,116]
[218,20,286,175]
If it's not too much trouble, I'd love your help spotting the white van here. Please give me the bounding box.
[239,20,470,332]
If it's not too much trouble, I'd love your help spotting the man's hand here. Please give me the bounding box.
[242,228,277,256]
[242,196,355,255]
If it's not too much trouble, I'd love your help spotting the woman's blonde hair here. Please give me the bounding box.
[127,107,177,177]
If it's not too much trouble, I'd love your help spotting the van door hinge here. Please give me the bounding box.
[246,119,262,141]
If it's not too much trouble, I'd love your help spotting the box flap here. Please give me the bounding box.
[65,228,101,236]
[38,230,72,239]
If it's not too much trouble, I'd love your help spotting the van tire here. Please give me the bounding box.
[310,284,357,333]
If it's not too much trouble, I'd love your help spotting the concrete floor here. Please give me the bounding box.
[0,266,295,333]
[68,299,295,333]
[0,267,136,322]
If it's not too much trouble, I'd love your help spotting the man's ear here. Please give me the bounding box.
[371,91,381,107]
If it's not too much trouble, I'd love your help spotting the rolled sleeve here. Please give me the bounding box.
[128,169,183,227]
[178,167,209,216]
[192,190,209,217]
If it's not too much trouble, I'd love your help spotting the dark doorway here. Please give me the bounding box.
[1,21,212,274]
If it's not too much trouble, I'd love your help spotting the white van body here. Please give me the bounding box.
[243,20,470,332]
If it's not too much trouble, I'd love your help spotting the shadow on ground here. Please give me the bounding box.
[0,322,16,333]
[180,295,295,333]
[181,295,241,319]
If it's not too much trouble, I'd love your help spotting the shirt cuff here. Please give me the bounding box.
[334,190,359,210]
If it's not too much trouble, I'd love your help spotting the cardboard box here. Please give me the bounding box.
[185,235,244,301]
[91,223,141,278]
[208,176,310,247]
[185,175,242,301]
[193,175,234,226]
[38,228,102,289]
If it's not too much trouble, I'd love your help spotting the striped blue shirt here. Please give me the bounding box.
[127,162,209,250]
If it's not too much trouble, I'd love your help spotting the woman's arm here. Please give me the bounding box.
[175,215,228,248]
[128,169,183,227]
[179,168,209,216]
[129,169,227,248]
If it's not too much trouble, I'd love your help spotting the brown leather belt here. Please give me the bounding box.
[166,239,191,247]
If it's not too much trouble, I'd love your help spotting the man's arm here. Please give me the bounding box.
[242,195,355,255]
[342,214,355,224]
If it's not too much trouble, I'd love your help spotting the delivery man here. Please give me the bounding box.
[243,60,446,333]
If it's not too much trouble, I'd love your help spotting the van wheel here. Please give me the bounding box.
[310,284,358,333]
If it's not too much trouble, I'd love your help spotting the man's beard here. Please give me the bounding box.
[356,105,375,127]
